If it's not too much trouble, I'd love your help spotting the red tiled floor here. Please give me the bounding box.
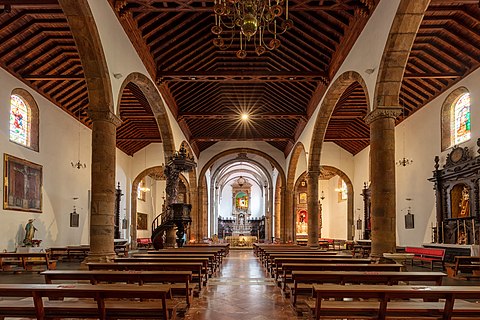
[184,250,307,320]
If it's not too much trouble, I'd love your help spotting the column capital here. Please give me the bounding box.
[88,110,122,127]
[364,107,402,125]
[306,170,320,180]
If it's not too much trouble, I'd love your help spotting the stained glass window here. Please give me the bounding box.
[453,93,471,145]
[9,94,30,146]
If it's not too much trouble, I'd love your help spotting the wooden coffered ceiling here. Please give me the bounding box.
[0,1,479,157]
[110,0,379,155]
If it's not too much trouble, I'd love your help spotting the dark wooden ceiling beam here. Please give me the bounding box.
[157,71,328,83]
[324,137,370,141]
[23,75,84,80]
[178,113,307,121]
[192,137,294,142]
[0,0,58,8]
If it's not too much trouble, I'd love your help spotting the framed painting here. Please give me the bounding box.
[299,192,307,204]
[3,154,42,212]
[137,212,148,230]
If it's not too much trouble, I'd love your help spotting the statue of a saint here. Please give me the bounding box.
[459,186,470,217]
[23,219,37,246]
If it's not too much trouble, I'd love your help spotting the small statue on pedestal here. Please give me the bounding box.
[23,219,37,246]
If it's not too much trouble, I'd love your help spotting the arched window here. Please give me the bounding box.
[453,93,471,145]
[9,89,39,151]
[441,87,470,151]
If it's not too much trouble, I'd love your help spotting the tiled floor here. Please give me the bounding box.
[1,250,480,320]
[184,250,306,320]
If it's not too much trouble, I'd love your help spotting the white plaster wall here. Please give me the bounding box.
[0,69,92,251]
[326,177,348,239]
[218,183,264,219]
[352,68,480,246]
[87,0,190,153]
[293,0,401,160]
[198,141,286,183]
[115,149,132,240]
[136,176,154,238]
[352,146,370,240]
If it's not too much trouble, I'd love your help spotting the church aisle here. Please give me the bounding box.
[184,249,306,320]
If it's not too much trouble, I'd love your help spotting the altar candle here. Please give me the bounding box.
[442,221,445,243]
[457,220,460,242]
[473,219,476,244]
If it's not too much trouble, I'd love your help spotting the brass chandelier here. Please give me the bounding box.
[211,0,293,59]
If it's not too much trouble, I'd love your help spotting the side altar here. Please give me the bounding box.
[428,139,480,260]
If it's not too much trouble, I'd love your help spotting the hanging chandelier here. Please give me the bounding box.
[211,0,293,59]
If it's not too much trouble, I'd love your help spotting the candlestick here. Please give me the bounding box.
[472,218,476,245]
[457,220,460,244]
[441,221,444,244]
[463,220,467,242]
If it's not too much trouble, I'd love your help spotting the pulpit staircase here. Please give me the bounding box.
[151,210,174,250]
[151,203,192,249]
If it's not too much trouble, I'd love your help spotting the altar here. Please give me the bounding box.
[225,235,257,248]
[428,142,480,252]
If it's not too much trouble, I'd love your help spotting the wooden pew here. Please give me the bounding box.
[290,271,445,306]
[42,269,193,305]
[309,284,480,320]
[280,263,403,291]
[272,257,368,281]
[0,252,54,272]
[452,256,480,278]
[185,243,230,256]
[145,250,223,268]
[133,253,218,271]
[261,251,339,269]
[115,256,211,277]
[263,251,340,272]
[0,283,175,320]
[87,262,205,290]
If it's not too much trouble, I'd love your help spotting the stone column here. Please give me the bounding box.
[307,170,320,248]
[86,110,121,262]
[365,107,401,258]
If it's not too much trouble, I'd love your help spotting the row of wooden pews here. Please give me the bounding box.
[0,243,229,319]
[255,243,480,319]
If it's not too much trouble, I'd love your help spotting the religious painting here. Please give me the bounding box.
[137,212,148,230]
[296,210,308,235]
[235,192,248,209]
[3,154,42,212]
[299,192,307,204]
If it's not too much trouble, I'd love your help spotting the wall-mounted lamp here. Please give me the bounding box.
[320,190,325,200]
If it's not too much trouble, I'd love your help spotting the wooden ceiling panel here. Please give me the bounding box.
[111,0,378,154]
[400,2,480,120]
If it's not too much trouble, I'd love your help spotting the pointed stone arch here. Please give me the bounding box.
[131,166,165,247]
[59,0,118,261]
[309,71,370,172]
[374,0,431,110]
[117,72,176,158]
[286,142,307,242]
[307,70,368,247]
[368,0,430,257]
[197,148,286,242]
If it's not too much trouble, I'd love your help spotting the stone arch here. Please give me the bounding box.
[293,166,353,240]
[373,0,431,110]
[131,166,165,248]
[309,71,370,172]
[321,165,355,240]
[117,72,175,158]
[286,142,307,242]
[197,148,286,242]
[440,87,470,151]
[58,0,113,113]
[10,88,39,152]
